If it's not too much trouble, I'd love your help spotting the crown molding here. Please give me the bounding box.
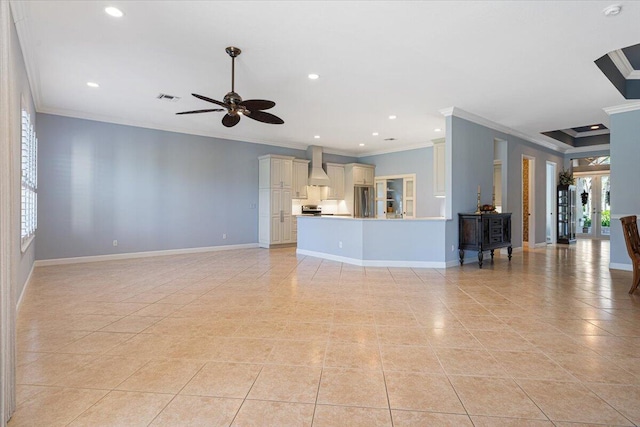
[355,141,433,158]
[609,50,635,78]
[604,102,640,115]
[37,107,317,152]
[36,107,378,158]
[439,106,564,152]
[564,144,610,155]
[10,0,42,109]
[609,49,640,80]
[574,129,610,138]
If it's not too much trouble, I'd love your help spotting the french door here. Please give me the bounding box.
[575,173,610,239]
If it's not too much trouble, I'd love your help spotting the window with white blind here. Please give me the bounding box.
[21,109,37,250]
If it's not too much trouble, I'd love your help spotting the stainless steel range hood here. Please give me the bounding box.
[307,145,331,186]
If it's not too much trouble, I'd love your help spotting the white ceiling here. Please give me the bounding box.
[10,1,640,155]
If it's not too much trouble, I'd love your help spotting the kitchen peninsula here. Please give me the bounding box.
[296,215,448,268]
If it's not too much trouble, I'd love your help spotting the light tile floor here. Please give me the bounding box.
[9,240,640,426]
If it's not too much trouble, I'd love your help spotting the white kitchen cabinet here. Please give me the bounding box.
[260,155,293,189]
[325,163,345,200]
[292,159,309,199]
[259,155,295,247]
[364,167,375,185]
[433,138,445,197]
[350,164,375,186]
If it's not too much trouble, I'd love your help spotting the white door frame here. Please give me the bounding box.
[522,155,536,248]
[1,1,17,422]
[575,172,610,240]
[546,161,557,244]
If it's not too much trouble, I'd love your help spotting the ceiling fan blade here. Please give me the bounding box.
[176,109,224,115]
[192,93,228,108]
[222,114,241,128]
[246,110,284,125]
[240,99,275,111]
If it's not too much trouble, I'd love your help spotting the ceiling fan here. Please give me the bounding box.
[176,46,284,128]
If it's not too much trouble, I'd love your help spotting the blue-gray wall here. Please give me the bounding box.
[609,109,640,267]
[9,9,36,301]
[35,113,356,260]
[445,115,564,263]
[360,147,441,217]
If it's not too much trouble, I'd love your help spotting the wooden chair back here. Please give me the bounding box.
[620,215,640,294]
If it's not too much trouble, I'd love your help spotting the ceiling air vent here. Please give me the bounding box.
[384,137,397,141]
[157,93,181,102]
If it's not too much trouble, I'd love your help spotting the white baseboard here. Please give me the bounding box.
[34,243,259,267]
[17,263,35,310]
[534,242,547,248]
[609,262,633,271]
[296,249,448,268]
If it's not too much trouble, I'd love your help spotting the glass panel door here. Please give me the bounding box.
[375,179,387,218]
[576,173,609,239]
[403,177,415,218]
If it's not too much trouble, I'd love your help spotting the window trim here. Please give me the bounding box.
[20,108,37,253]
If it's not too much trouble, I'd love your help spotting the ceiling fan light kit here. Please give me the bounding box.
[176,46,284,128]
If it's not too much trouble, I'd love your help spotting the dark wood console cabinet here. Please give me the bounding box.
[458,213,512,268]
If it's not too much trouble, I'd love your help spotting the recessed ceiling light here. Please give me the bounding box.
[359,143,365,147]
[388,115,397,120]
[308,74,319,80]
[603,4,621,16]
[314,135,320,139]
[434,128,442,132]
[590,125,600,130]
[372,132,379,136]
[86,82,100,88]
[104,6,124,17]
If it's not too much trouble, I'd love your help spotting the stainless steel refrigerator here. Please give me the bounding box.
[354,185,375,218]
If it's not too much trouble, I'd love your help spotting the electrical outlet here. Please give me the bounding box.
[222,233,227,239]
[451,244,454,252]
[338,241,343,248]
[113,240,118,247]
[249,203,257,209]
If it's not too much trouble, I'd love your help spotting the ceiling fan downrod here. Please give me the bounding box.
[225,46,241,94]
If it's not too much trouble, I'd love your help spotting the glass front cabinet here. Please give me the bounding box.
[557,184,576,244]
[374,174,416,219]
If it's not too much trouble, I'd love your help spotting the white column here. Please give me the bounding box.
[0,0,17,423]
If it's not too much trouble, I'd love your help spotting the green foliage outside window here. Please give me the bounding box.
[601,210,610,227]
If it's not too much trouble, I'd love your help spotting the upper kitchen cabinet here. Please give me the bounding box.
[433,138,445,197]
[259,154,293,189]
[349,164,375,186]
[325,163,345,200]
[292,159,309,199]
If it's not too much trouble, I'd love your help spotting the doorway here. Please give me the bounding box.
[374,174,416,219]
[575,173,610,239]
[546,161,557,244]
[522,156,535,247]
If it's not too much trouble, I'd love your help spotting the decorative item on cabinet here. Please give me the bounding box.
[557,184,577,244]
[458,213,512,268]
